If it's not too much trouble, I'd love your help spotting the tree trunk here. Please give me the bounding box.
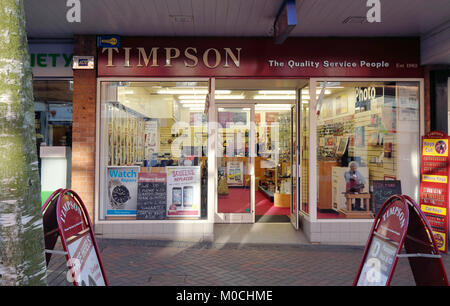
[0,0,48,285]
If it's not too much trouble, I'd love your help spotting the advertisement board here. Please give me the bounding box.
[42,189,108,286]
[106,166,140,217]
[166,166,201,218]
[354,194,448,286]
[420,131,450,253]
[66,233,106,286]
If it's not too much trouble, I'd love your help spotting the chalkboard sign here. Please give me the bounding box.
[136,173,167,220]
[372,180,401,215]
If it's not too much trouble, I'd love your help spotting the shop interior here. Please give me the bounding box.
[100,79,309,224]
[100,79,419,225]
[314,81,420,219]
[101,81,210,220]
[33,79,73,174]
[215,79,308,223]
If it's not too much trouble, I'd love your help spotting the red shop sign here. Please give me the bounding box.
[97,37,422,78]
[42,189,109,286]
[420,131,450,253]
[354,195,448,286]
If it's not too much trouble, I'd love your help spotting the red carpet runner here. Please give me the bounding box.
[218,188,290,216]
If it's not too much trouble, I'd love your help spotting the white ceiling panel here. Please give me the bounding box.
[23,0,450,39]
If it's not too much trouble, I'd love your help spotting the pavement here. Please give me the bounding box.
[46,235,450,286]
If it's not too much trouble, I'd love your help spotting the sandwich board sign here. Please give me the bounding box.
[354,194,448,286]
[42,189,109,286]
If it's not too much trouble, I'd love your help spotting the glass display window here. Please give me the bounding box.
[314,81,420,219]
[99,81,209,221]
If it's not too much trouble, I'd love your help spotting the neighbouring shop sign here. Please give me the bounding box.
[42,189,108,286]
[355,195,448,286]
[420,131,450,253]
[166,166,201,218]
[106,166,140,217]
[73,56,95,69]
[97,37,422,78]
[28,42,73,77]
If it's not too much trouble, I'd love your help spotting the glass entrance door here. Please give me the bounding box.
[216,105,255,223]
[291,100,299,229]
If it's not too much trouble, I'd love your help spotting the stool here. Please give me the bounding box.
[345,193,371,212]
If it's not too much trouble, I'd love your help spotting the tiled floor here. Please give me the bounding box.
[46,233,450,286]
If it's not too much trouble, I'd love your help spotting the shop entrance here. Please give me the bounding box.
[214,79,308,229]
[215,102,297,225]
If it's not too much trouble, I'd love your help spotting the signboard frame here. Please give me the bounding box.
[354,194,448,286]
[42,189,109,286]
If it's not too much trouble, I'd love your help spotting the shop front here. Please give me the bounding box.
[29,40,74,204]
[91,37,423,244]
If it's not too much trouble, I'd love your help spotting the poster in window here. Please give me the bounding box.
[355,126,365,147]
[227,161,244,186]
[106,166,140,216]
[166,166,201,218]
[145,121,158,159]
[398,82,419,109]
[335,95,348,115]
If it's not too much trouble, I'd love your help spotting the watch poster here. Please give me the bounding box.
[420,131,450,253]
[166,166,201,218]
[106,166,139,217]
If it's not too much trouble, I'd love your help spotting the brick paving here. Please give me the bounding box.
[46,237,450,286]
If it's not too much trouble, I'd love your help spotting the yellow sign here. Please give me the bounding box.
[421,204,447,216]
[422,139,448,156]
[422,174,448,184]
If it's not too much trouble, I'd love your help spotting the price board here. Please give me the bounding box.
[420,131,450,253]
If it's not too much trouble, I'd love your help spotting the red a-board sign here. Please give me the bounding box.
[354,194,448,286]
[42,189,109,286]
[420,131,450,253]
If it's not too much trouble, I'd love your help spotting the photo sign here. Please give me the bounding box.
[42,189,108,286]
[354,194,448,286]
[420,131,450,253]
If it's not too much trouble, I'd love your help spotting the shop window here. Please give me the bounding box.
[315,81,420,219]
[99,81,209,221]
[33,80,73,173]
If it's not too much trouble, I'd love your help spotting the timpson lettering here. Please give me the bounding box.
[60,198,83,224]
[101,47,241,68]
[382,206,406,229]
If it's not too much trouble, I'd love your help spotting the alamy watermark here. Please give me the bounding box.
[66,0,81,23]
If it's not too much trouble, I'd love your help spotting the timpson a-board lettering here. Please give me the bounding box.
[102,47,241,68]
